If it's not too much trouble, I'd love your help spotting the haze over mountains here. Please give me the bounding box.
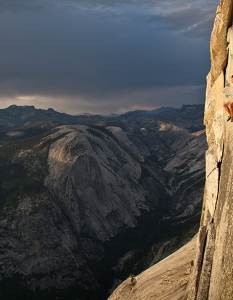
[0,104,206,299]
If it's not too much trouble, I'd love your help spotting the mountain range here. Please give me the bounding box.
[0,104,206,299]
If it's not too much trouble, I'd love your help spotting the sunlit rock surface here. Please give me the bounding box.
[188,1,233,299]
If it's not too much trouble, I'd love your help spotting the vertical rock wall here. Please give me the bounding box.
[188,1,233,299]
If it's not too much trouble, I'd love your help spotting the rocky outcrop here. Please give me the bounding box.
[45,125,146,242]
[108,236,197,300]
[209,0,233,84]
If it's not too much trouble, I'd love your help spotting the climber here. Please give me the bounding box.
[223,75,233,122]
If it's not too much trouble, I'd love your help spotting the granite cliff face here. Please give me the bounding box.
[188,1,233,299]
[0,105,206,299]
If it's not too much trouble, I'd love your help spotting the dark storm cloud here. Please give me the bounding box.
[0,10,207,92]
[0,0,219,114]
[147,0,219,39]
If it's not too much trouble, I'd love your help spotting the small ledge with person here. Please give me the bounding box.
[223,75,233,122]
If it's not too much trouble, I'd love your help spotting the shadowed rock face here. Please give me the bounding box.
[0,106,206,298]
[45,125,145,242]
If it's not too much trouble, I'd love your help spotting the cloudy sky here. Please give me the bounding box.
[0,0,219,115]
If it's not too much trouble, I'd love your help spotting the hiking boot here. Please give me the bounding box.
[227,115,231,121]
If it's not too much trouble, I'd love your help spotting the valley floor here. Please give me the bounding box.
[108,236,197,300]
